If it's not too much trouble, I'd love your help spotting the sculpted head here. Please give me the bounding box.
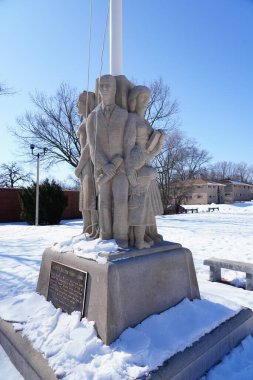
[99,75,117,106]
[128,86,151,116]
[77,91,95,117]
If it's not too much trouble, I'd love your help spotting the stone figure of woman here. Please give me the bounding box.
[75,91,98,237]
[125,86,164,249]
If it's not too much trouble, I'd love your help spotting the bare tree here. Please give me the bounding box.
[13,83,80,168]
[207,161,253,184]
[176,141,211,180]
[235,162,253,183]
[153,128,211,209]
[169,180,194,211]
[0,162,33,188]
[145,78,179,130]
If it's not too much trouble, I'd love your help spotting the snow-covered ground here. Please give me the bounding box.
[1,202,253,379]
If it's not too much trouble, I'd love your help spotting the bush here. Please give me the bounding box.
[18,179,68,225]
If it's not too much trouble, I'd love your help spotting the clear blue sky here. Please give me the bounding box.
[1,0,253,181]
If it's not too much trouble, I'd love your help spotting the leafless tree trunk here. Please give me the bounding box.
[0,162,32,188]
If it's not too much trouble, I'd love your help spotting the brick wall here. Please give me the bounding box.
[62,190,82,220]
[0,188,21,222]
[0,188,81,223]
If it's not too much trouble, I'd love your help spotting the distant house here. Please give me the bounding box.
[170,179,226,205]
[171,179,253,205]
[219,180,253,203]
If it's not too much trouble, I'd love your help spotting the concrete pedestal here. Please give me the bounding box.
[37,241,200,345]
[0,318,57,380]
[2,242,253,379]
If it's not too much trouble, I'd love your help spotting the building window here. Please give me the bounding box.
[197,195,203,198]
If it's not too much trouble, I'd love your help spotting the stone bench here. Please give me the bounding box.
[204,258,253,290]
[186,208,198,214]
[208,207,219,212]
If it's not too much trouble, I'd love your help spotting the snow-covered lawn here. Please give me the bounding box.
[1,202,253,379]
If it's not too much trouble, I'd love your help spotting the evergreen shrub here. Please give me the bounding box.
[18,179,68,225]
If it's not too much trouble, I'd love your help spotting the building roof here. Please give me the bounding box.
[173,179,225,187]
[219,180,253,187]
[207,181,226,187]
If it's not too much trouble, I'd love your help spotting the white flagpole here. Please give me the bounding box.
[110,0,122,75]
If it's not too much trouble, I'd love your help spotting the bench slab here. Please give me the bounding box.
[204,258,253,290]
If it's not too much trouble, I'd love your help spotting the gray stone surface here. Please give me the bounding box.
[37,242,200,345]
[204,257,253,290]
[0,318,57,380]
[144,308,253,380]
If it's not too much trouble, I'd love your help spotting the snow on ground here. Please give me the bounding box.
[0,202,253,379]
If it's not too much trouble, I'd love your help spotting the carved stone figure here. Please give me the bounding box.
[86,75,129,248]
[75,91,98,237]
[125,86,164,248]
[75,77,164,249]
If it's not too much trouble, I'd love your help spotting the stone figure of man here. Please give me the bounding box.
[75,91,98,237]
[86,75,129,248]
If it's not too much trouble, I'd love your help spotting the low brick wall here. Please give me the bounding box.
[0,188,21,222]
[62,190,82,220]
[0,188,81,223]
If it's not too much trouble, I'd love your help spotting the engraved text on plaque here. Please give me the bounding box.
[47,261,88,318]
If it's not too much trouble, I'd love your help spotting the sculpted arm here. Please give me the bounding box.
[74,144,91,178]
[146,130,165,159]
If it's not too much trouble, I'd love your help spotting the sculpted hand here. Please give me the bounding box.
[103,163,116,177]
[128,171,138,187]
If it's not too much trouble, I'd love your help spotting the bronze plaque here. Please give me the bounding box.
[47,261,88,318]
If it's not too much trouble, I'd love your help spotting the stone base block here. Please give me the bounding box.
[36,242,200,345]
[1,308,253,380]
[0,317,57,380]
[145,308,253,380]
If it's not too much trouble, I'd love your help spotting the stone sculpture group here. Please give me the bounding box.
[75,75,164,249]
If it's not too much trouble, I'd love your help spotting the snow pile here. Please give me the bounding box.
[52,235,121,264]
[0,293,240,380]
[202,336,253,380]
